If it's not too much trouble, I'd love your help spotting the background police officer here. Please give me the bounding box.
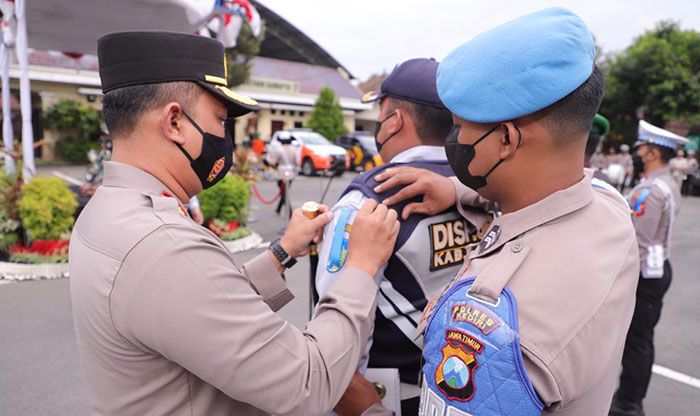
[610,120,689,416]
[69,31,399,416]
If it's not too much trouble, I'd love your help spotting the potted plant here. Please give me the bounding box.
[199,174,250,239]
[1,176,77,281]
[10,177,77,263]
[198,174,262,252]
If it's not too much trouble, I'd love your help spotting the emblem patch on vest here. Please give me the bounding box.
[435,334,480,402]
[429,219,479,271]
[207,157,226,182]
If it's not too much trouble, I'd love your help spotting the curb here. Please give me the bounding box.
[0,232,265,283]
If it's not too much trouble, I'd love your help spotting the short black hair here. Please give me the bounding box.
[387,98,453,145]
[649,144,676,163]
[102,81,202,138]
[534,65,606,138]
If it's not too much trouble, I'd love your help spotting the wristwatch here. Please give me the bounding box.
[269,238,297,269]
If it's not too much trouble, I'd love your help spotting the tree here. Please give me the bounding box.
[307,87,348,141]
[602,21,700,142]
[226,22,266,87]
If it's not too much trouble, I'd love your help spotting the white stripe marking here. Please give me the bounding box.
[653,364,700,389]
[376,280,423,348]
[52,170,84,186]
[0,280,11,286]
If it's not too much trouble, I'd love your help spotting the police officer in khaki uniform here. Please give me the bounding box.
[609,120,688,416]
[69,31,400,415]
[336,8,640,416]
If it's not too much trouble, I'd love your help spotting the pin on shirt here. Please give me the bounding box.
[160,191,189,218]
[479,225,501,253]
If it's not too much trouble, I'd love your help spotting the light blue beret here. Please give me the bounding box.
[437,7,595,123]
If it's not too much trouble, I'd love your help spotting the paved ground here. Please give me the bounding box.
[1,167,698,414]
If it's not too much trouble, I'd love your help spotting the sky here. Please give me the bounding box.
[259,0,700,81]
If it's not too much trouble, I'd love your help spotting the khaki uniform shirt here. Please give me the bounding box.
[69,161,378,415]
[443,171,639,415]
[627,167,681,277]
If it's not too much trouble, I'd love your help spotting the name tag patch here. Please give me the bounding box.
[429,219,479,271]
[451,304,500,335]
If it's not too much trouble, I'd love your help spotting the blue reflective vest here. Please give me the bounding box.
[420,277,543,415]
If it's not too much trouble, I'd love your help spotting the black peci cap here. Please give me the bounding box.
[361,58,445,109]
[97,31,260,117]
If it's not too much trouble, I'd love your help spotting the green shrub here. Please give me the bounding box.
[44,99,101,135]
[220,226,251,241]
[56,137,96,164]
[0,172,20,250]
[9,252,68,264]
[199,174,249,224]
[44,99,101,164]
[18,177,77,240]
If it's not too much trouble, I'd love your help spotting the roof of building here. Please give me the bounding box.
[248,56,361,99]
[24,51,361,99]
[29,50,99,71]
[253,0,353,78]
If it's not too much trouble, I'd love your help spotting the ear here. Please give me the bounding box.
[498,122,521,160]
[159,102,187,145]
[651,146,663,162]
[386,108,404,135]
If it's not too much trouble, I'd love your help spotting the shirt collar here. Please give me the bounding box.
[643,166,672,181]
[102,161,174,198]
[390,145,447,163]
[473,171,594,258]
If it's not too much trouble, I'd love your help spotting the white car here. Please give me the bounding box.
[269,129,350,176]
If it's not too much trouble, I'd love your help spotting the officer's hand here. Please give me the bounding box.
[334,371,383,416]
[280,205,333,258]
[374,166,456,220]
[346,200,399,277]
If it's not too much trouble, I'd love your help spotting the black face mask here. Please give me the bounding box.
[445,123,520,190]
[632,147,652,173]
[632,153,644,173]
[176,112,233,189]
[374,111,398,153]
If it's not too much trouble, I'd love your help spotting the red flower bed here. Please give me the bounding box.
[9,240,69,256]
[208,220,239,237]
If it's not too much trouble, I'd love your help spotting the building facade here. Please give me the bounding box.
[3,1,374,160]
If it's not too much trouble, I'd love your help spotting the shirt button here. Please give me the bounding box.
[511,242,524,253]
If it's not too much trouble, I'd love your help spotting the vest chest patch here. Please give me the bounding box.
[429,219,480,271]
[435,340,480,402]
